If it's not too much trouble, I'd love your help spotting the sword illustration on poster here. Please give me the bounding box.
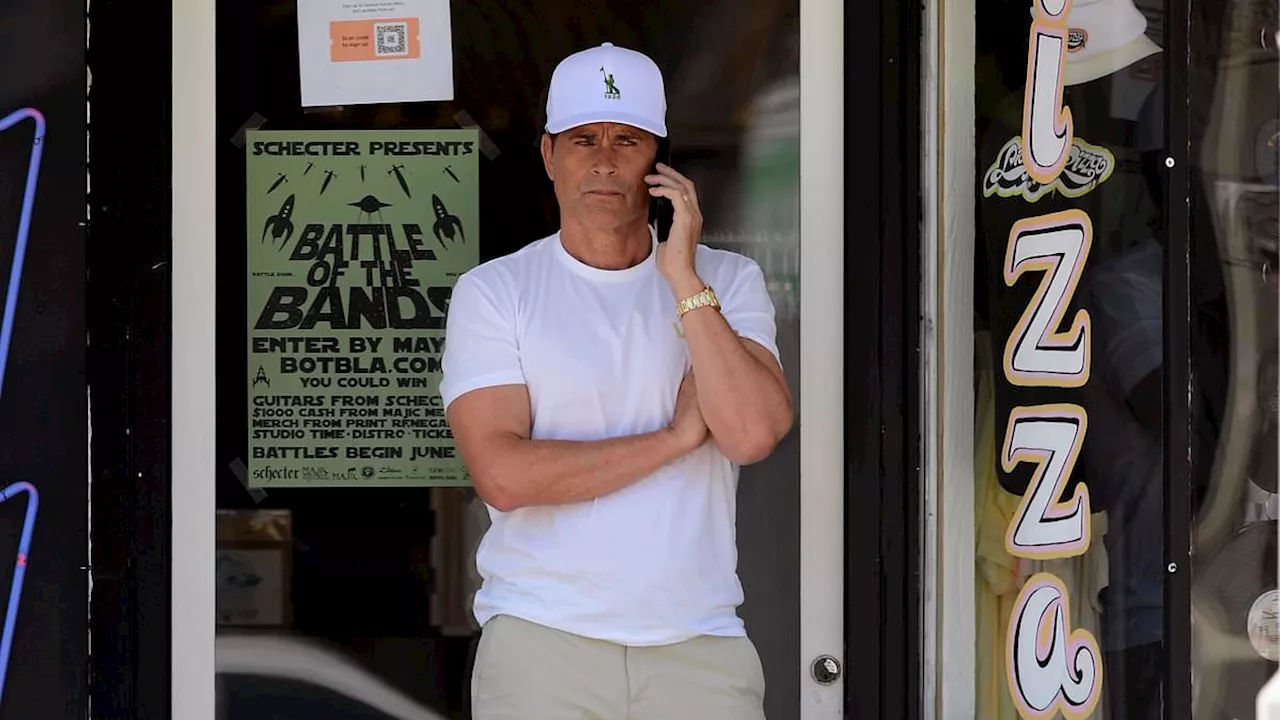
[245,129,479,488]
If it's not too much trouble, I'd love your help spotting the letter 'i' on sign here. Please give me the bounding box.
[1003,209,1092,387]
[1002,404,1090,559]
[1022,0,1074,185]
[1006,573,1103,720]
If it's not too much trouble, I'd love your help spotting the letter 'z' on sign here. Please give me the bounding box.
[1002,209,1092,387]
[1002,405,1091,559]
[0,107,45,709]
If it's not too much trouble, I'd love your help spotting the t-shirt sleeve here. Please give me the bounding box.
[438,271,526,411]
[720,257,782,367]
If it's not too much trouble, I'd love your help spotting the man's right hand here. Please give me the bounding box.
[669,373,709,453]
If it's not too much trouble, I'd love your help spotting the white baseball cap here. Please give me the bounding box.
[545,42,668,137]
[1059,0,1161,86]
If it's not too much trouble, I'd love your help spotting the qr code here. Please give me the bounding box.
[375,22,408,56]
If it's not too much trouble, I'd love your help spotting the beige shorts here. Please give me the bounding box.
[471,614,767,720]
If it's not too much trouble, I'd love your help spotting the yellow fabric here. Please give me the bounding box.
[975,333,1021,720]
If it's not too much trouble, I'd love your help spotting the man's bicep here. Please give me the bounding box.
[721,259,782,368]
[447,384,532,457]
[447,384,531,509]
[742,338,788,397]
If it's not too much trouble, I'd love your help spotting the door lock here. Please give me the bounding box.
[811,655,842,684]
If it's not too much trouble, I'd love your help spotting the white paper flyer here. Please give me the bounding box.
[297,0,454,107]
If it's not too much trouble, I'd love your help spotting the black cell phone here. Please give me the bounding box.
[649,139,673,242]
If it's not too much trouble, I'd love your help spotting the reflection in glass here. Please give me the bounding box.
[1191,0,1280,716]
[214,1,801,719]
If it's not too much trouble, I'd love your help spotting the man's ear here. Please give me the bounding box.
[540,134,555,181]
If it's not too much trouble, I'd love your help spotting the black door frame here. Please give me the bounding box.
[87,0,174,715]
[843,0,923,717]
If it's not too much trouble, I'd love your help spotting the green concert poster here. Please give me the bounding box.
[245,129,478,487]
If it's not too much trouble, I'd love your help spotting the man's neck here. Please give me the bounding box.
[559,219,652,271]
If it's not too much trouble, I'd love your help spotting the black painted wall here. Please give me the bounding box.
[0,0,89,718]
[86,0,173,717]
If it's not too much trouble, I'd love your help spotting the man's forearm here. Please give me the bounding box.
[472,429,689,512]
[670,276,793,464]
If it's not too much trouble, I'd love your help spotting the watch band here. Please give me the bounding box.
[676,285,720,319]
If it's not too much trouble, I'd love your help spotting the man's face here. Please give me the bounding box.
[541,122,659,231]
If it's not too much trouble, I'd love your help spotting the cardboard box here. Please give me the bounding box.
[216,510,292,628]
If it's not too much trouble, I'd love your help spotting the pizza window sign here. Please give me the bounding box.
[974,0,1168,717]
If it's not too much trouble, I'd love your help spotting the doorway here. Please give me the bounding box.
[159,1,858,719]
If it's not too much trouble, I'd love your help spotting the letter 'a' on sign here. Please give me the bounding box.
[1003,404,1091,559]
[1003,209,1092,387]
[1022,0,1074,185]
[1006,573,1102,720]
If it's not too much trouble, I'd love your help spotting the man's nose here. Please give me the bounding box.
[591,146,618,175]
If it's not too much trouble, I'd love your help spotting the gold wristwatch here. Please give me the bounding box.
[676,285,720,319]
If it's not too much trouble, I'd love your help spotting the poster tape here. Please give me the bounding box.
[301,104,348,115]
[228,458,268,503]
[454,109,500,160]
[230,112,268,149]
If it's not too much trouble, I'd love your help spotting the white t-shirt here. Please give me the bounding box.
[439,230,780,646]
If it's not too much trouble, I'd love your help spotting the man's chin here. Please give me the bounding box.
[573,204,646,231]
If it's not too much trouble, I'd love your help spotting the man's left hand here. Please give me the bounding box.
[648,163,705,293]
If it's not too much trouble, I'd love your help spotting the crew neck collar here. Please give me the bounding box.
[553,226,658,282]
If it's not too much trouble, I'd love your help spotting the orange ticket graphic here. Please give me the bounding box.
[329,18,420,62]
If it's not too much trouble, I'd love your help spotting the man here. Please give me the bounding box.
[440,41,794,720]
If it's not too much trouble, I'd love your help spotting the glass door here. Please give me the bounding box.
[172,1,847,719]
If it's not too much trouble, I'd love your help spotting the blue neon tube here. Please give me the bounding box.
[0,108,46,706]
[0,482,37,703]
[0,108,46,400]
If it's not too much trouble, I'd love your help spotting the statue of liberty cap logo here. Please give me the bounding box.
[599,67,621,100]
